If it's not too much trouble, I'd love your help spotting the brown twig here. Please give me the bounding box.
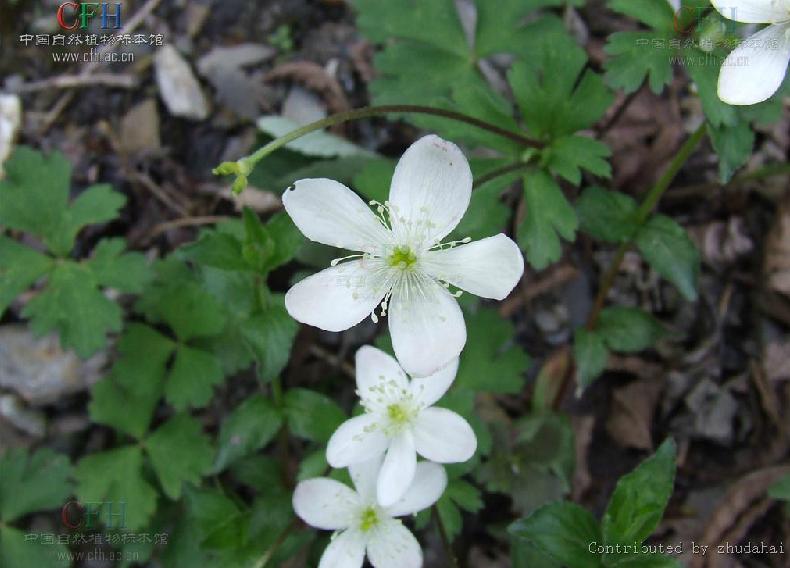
[146,215,230,240]
[13,74,137,92]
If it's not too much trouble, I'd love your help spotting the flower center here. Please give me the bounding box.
[387,403,410,424]
[387,245,417,270]
[359,506,380,532]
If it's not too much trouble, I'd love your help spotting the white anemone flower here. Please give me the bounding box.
[293,456,447,568]
[282,134,524,377]
[711,0,790,105]
[326,346,475,507]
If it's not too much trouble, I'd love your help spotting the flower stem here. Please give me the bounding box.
[472,161,533,189]
[433,505,459,568]
[214,105,542,194]
[585,123,706,330]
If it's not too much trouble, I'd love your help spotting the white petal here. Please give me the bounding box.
[367,520,423,568]
[318,529,366,568]
[327,414,389,468]
[349,454,384,502]
[388,135,472,249]
[718,23,790,105]
[377,431,417,508]
[412,407,477,463]
[666,0,680,12]
[293,478,360,530]
[710,0,790,23]
[385,462,448,517]
[285,260,389,332]
[389,275,466,377]
[283,178,392,252]
[409,358,459,408]
[355,345,409,410]
[423,234,524,300]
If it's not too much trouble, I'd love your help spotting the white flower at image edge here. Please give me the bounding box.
[711,0,790,105]
[282,134,524,377]
[327,346,475,507]
[293,456,447,568]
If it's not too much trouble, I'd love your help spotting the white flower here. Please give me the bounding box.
[667,0,681,11]
[326,346,475,507]
[282,134,524,377]
[293,456,447,568]
[711,0,790,105]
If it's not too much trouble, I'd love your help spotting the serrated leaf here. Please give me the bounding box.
[284,388,345,443]
[264,212,305,271]
[577,187,639,243]
[545,136,612,186]
[0,525,69,568]
[608,0,675,31]
[436,494,463,541]
[23,261,121,358]
[602,439,677,548]
[456,308,530,393]
[89,324,172,438]
[181,231,248,271]
[0,148,126,256]
[574,328,608,391]
[241,300,298,381]
[0,448,72,522]
[604,32,674,94]
[454,171,514,240]
[707,120,754,183]
[683,54,737,128]
[75,446,158,530]
[0,236,52,316]
[510,40,612,139]
[598,307,664,353]
[88,238,152,293]
[145,414,214,500]
[519,170,578,269]
[635,215,699,301]
[509,501,602,568]
[446,479,483,513]
[166,345,224,410]
[213,395,283,473]
[257,116,375,158]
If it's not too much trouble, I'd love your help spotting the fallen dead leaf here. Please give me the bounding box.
[265,61,351,115]
[606,378,664,450]
[154,45,209,120]
[120,98,160,154]
[763,340,790,382]
[765,193,790,296]
[689,217,754,268]
[572,414,595,500]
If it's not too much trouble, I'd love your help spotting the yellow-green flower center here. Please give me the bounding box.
[387,246,417,269]
[359,507,379,532]
[387,403,410,424]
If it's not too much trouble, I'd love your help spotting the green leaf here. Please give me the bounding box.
[213,395,284,473]
[573,328,608,391]
[602,439,677,548]
[0,448,72,522]
[608,0,675,31]
[264,212,305,271]
[544,136,612,186]
[0,525,69,568]
[768,474,790,502]
[137,269,226,342]
[597,307,664,353]
[510,40,612,139]
[181,231,248,271]
[519,170,578,269]
[604,32,675,94]
[683,54,737,128]
[145,414,214,500]
[577,187,638,243]
[509,501,602,568]
[75,446,158,530]
[23,261,121,358]
[512,534,563,568]
[0,236,52,316]
[0,148,126,255]
[87,238,152,293]
[284,388,345,443]
[436,494,463,541]
[89,324,172,438]
[240,299,298,381]
[166,345,224,410]
[446,479,483,513]
[456,308,530,394]
[707,120,754,183]
[635,215,699,301]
